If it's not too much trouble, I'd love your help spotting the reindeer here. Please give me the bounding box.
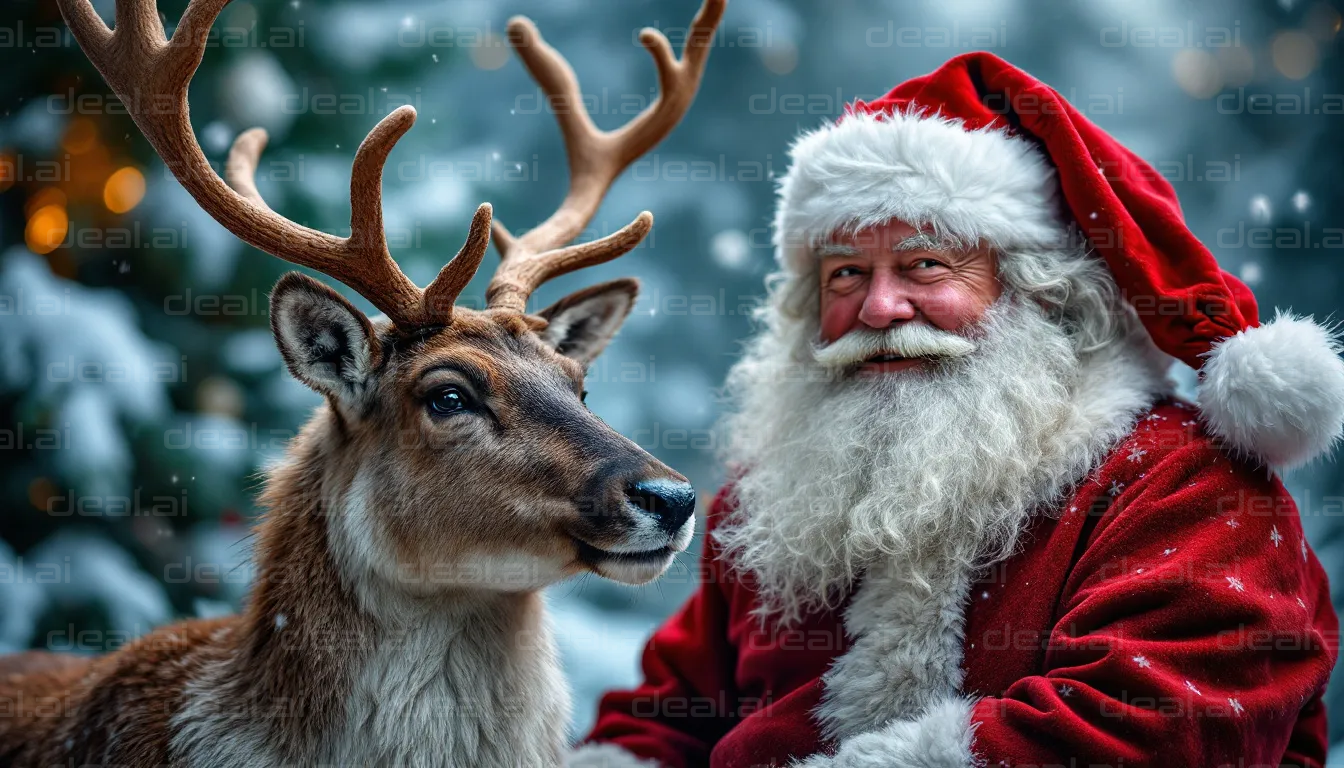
[0,0,724,764]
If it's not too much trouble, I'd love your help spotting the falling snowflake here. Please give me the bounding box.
[1162,548,1178,556]
[1301,538,1308,561]
[1296,596,1307,610]
[1181,419,1198,427]
[980,591,990,600]
[1145,413,1165,422]
[1059,684,1076,697]
[1109,480,1126,497]
[1127,446,1148,463]
[1185,680,1203,696]
[1228,697,1244,715]
[1249,194,1272,224]
[1270,527,1284,547]
[1132,655,1151,669]
[710,229,753,271]
[1226,518,1240,529]
[1226,576,1245,593]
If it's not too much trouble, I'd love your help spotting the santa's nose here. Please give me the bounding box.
[857,272,917,328]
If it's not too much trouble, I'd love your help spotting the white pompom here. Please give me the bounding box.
[1198,312,1344,471]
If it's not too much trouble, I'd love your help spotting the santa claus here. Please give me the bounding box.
[569,52,1344,768]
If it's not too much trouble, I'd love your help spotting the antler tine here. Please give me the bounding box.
[423,203,494,322]
[58,0,111,57]
[341,105,426,322]
[487,212,653,313]
[59,0,486,331]
[224,128,271,208]
[487,0,725,313]
[171,0,230,54]
[492,15,604,257]
[617,0,726,166]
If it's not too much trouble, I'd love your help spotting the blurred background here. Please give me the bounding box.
[1,0,1342,749]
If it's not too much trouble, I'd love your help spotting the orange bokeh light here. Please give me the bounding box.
[103,166,146,213]
[26,204,69,255]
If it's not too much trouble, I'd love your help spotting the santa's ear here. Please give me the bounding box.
[269,272,379,405]
[537,278,640,367]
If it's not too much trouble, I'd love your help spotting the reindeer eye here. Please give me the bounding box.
[426,386,467,416]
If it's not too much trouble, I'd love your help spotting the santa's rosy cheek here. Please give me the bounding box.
[917,284,997,332]
[819,291,867,343]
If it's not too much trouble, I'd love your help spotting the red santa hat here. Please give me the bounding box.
[773,51,1344,471]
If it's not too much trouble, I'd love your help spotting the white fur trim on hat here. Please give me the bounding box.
[773,110,1067,274]
[1198,312,1344,471]
[791,696,979,768]
[566,742,660,768]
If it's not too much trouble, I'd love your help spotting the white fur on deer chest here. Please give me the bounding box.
[325,607,570,767]
[322,468,571,765]
[814,559,975,742]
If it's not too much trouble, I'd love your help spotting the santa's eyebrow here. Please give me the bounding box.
[891,232,963,252]
[814,242,864,258]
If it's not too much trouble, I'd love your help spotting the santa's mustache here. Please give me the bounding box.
[811,323,977,369]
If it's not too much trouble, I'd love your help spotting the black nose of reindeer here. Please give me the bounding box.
[625,479,696,536]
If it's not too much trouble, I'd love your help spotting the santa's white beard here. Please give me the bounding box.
[716,296,1110,627]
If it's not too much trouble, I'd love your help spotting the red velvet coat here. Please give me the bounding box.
[581,401,1338,767]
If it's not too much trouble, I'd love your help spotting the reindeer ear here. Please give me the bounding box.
[537,278,640,366]
[270,273,380,404]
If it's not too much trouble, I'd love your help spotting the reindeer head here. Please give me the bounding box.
[58,0,725,589]
[270,269,695,590]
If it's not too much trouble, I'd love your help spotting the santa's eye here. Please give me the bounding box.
[831,266,864,280]
[913,258,945,269]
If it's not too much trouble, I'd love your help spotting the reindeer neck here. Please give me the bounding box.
[202,419,570,766]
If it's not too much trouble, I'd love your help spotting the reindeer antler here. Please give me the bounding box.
[57,0,490,329]
[487,0,727,312]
